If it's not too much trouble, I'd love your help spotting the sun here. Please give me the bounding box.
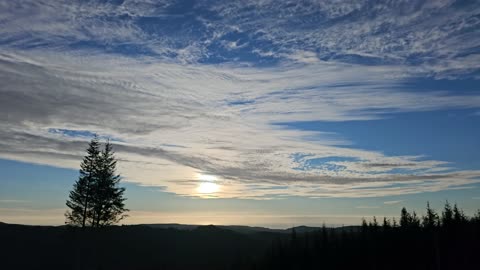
[196,173,220,195]
[197,182,220,194]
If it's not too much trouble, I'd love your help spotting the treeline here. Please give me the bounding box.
[361,201,480,230]
[249,202,480,270]
[1,202,479,269]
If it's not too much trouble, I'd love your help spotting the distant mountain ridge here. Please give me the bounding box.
[140,223,286,234]
[140,223,361,234]
[0,221,360,234]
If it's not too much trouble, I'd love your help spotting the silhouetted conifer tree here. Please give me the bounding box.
[65,135,101,227]
[66,137,127,227]
[92,140,128,226]
[411,211,421,228]
[382,217,391,229]
[441,201,454,227]
[453,203,467,225]
[400,207,410,228]
[370,216,379,229]
[422,202,439,229]
[361,218,368,230]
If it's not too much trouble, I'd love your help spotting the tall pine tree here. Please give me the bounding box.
[66,137,127,227]
[400,207,410,228]
[441,201,454,227]
[92,139,128,227]
[65,135,100,227]
[422,202,439,229]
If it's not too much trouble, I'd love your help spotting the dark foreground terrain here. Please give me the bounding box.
[1,216,479,270]
[0,222,282,270]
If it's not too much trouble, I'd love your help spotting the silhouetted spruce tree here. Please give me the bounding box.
[410,211,421,228]
[452,203,467,225]
[369,216,379,229]
[65,135,101,227]
[92,139,128,227]
[361,217,368,231]
[400,207,411,228]
[422,202,439,229]
[382,217,391,230]
[441,201,454,227]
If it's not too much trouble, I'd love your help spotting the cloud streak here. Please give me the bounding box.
[0,0,479,76]
[1,49,479,198]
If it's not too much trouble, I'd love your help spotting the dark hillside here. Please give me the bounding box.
[2,203,479,270]
[0,223,284,270]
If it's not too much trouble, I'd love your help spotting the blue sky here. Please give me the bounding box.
[0,0,479,227]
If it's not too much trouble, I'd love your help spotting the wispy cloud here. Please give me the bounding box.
[383,200,403,205]
[0,0,479,76]
[0,199,30,203]
[0,50,479,198]
[203,0,480,77]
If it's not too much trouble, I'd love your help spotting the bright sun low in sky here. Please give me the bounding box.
[0,0,479,228]
[196,174,220,196]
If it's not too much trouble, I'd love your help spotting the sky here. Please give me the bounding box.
[0,0,480,228]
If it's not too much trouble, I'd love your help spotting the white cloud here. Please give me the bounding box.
[203,0,480,76]
[0,49,479,199]
[1,0,479,75]
[383,200,403,205]
[285,51,319,64]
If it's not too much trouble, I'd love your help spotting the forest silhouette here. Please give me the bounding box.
[1,201,479,270]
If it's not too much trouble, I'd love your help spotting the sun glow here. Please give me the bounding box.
[196,174,220,195]
[197,182,220,194]
[197,174,218,182]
